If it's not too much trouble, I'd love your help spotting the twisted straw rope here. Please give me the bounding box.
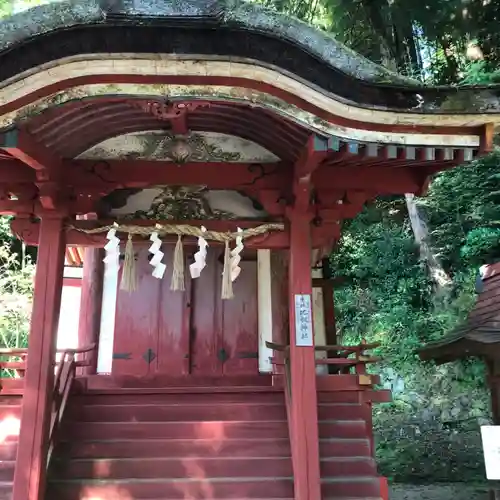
[70,223,285,242]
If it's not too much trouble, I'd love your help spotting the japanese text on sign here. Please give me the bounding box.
[294,294,313,347]
[481,425,500,480]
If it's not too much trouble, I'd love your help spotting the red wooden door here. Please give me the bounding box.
[156,248,191,375]
[221,259,259,375]
[190,251,222,376]
[112,247,258,378]
[113,248,161,376]
[190,252,259,377]
[113,245,190,377]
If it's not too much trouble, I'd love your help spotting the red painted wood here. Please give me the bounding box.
[49,386,293,500]
[380,476,390,500]
[47,478,295,499]
[321,477,381,497]
[71,159,288,190]
[319,438,371,457]
[62,420,289,442]
[321,457,376,477]
[190,251,222,375]
[0,443,17,461]
[62,277,81,287]
[271,251,289,375]
[70,390,284,405]
[287,210,321,500]
[77,248,103,375]
[113,249,160,377]
[61,437,291,460]
[66,402,287,422]
[318,421,367,439]
[0,74,480,138]
[84,374,273,390]
[222,260,259,376]
[12,216,66,500]
[56,456,293,480]
[156,244,191,375]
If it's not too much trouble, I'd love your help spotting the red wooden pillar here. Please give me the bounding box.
[288,210,321,500]
[13,216,66,500]
[77,248,104,374]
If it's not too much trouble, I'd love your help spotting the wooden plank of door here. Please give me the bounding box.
[222,260,259,376]
[156,244,192,375]
[190,251,223,376]
[112,248,160,377]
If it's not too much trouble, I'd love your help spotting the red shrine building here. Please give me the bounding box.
[0,2,499,499]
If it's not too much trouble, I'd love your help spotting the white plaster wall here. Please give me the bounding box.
[97,256,119,374]
[258,249,273,373]
[56,285,81,350]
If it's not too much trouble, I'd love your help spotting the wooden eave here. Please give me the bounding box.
[419,263,500,364]
[0,0,500,116]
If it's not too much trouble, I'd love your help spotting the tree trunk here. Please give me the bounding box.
[405,193,452,295]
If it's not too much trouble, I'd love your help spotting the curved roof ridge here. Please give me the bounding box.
[0,0,415,86]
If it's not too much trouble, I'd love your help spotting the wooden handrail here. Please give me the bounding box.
[0,343,97,379]
[265,340,382,376]
[265,341,380,354]
[0,344,96,356]
[46,343,97,467]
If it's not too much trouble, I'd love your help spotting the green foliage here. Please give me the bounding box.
[0,233,34,377]
[330,152,500,482]
[460,60,500,85]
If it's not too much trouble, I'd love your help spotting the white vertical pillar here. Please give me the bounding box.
[312,268,328,374]
[258,249,274,373]
[97,255,119,374]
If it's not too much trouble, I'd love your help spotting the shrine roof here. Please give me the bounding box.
[419,262,500,364]
[0,0,499,117]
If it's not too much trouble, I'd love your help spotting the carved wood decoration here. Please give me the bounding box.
[130,99,211,135]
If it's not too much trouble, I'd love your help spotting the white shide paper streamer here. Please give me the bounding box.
[189,226,208,279]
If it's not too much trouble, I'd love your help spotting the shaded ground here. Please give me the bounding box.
[391,484,490,499]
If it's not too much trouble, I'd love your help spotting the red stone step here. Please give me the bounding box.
[318,403,366,420]
[58,438,291,459]
[68,403,287,422]
[54,457,293,480]
[322,477,382,497]
[62,420,289,441]
[320,457,377,477]
[320,438,371,457]
[47,477,295,499]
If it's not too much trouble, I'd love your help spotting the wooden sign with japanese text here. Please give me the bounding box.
[294,294,313,347]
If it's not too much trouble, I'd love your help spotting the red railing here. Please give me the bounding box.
[0,344,96,378]
[314,341,381,375]
[266,340,381,376]
[0,344,96,466]
[47,344,96,465]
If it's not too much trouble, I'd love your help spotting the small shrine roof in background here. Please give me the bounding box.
[419,262,500,364]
